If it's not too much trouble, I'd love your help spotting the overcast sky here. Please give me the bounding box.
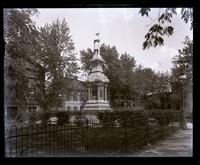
[32,8,193,79]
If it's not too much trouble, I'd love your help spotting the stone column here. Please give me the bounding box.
[105,85,107,101]
[98,85,100,101]
[104,86,106,100]
[88,87,90,100]
[90,87,93,100]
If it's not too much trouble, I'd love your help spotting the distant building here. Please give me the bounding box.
[64,78,87,111]
[4,57,45,122]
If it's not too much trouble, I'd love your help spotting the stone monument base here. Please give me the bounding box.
[82,100,111,111]
[82,100,112,121]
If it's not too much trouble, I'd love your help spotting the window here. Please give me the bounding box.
[66,93,70,101]
[67,106,70,111]
[7,85,17,98]
[7,107,17,120]
[74,106,78,111]
[73,93,78,101]
[28,106,37,113]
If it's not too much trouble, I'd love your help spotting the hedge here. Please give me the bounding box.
[148,109,181,126]
[97,110,148,127]
[97,109,180,127]
[55,111,70,125]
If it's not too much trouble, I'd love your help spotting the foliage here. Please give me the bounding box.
[4,9,79,114]
[170,36,193,111]
[115,110,147,127]
[97,110,147,127]
[149,110,180,126]
[71,111,86,126]
[39,111,52,125]
[139,8,151,17]
[139,8,193,49]
[97,111,116,127]
[34,19,79,111]
[4,9,39,111]
[29,112,37,123]
[171,36,193,83]
[55,111,70,125]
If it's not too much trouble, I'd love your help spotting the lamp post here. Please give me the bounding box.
[179,74,187,129]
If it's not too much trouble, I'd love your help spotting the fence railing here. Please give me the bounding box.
[5,112,181,157]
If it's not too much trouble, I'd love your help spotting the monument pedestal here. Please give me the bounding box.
[83,100,112,121]
[83,100,111,111]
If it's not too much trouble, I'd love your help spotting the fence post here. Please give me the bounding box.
[146,116,149,145]
[161,112,164,138]
[21,125,23,157]
[15,126,18,157]
[26,126,28,157]
[31,124,33,157]
[86,119,89,152]
[9,127,12,157]
[124,120,127,152]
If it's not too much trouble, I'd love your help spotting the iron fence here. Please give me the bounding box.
[5,112,181,157]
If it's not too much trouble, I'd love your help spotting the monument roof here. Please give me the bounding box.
[86,72,109,83]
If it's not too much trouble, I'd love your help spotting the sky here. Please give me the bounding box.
[32,8,193,80]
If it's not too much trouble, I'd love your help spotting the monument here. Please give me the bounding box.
[82,33,111,119]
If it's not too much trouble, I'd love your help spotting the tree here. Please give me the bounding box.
[134,66,157,97]
[139,8,193,49]
[133,66,171,109]
[170,36,193,115]
[35,19,79,111]
[119,53,137,103]
[171,36,192,82]
[4,9,39,111]
[4,9,79,113]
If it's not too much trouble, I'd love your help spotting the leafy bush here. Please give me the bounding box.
[97,111,116,127]
[70,111,86,127]
[39,111,51,125]
[150,109,180,126]
[115,110,147,127]
[55,111,70,125]
[133,110,148,126]
[29,112,37,123]
[97,110,148,127]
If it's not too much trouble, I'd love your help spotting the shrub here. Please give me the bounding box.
[115,110,147,127]
[97,110,148,128]
[70,111,86,127]
[97,111,116,127]
[29,112,37,123]
[150,109,179,126]
[39,111,51,125]
[55,111,70,125]
[133,110,148,126]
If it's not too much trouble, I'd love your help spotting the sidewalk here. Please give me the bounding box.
[129,123,193,157]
